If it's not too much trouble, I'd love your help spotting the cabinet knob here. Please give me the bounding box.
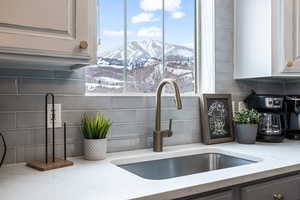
[273,193,284,200]
[79,40,88,49]
[287,61,293,67]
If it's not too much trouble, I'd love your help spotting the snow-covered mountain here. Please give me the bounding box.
[98,40,193,69]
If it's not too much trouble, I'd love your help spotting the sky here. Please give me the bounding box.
[98,0,195,52]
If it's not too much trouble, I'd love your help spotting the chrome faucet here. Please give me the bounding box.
[153,79,182,152]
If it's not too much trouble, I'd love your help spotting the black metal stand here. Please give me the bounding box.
[64,122,67,160]
[26,93,73,171]
[45,93,55,163]
[0,132,7,168]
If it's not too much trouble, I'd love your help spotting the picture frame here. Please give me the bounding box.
[200,94,234,145]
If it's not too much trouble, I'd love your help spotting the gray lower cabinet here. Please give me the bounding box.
[190,191,234,200]
[180,173,300,200]
[180,190,234,200]
[241,174,300,200]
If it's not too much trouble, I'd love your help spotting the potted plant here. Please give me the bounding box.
[81,113,112,160]
[234,109,261,144]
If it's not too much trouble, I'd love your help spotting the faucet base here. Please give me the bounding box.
[153,131,163,152]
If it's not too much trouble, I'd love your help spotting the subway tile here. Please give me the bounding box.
[0,95,44,111]
[110,123,131,139]
[18,77,85,95]
[111,122,154,139]
[165,96,199,109]
[216,55,233,70]
[62,111,98,126]
[102,110,136,123]
[0,113,16,130]
[242,80,284,95]
[0,78,17,94]
[0,147,16,164]
[215,26,233,53]
[16,146,25,163]
[65,142,83,157]
[16,112,44,128]
[135,109,155,123]
[215,79,249,96]
[111,96,155,109]
[24,145,46,162]
[167,108,199,121]
[23,142,83,162]
[107,137,148,153]
[57,96,112,110]
[215,0,234,28]
[129,122,154,136]
[2,130,31,147]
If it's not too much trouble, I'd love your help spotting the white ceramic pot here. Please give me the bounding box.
[84,138,107,161]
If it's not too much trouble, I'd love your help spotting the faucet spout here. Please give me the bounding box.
[154,79,182,152]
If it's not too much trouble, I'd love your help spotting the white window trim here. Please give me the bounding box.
[199,0,216,94]
[88,0,216,96]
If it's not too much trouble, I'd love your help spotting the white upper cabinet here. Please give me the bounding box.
[234,0,300,79]
[0,0,96,69]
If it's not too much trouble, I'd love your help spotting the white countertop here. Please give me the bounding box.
[1,140,300,200]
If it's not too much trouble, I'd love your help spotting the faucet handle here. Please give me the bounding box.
[169,119,173,131]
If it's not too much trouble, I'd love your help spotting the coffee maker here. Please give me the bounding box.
[285,96,300,140]
[245,91,285,143]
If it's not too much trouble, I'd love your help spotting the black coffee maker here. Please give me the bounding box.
[285,96,300,140]
[245,91,285,143]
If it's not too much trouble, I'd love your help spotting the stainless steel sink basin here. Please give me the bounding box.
[118,153,256,180]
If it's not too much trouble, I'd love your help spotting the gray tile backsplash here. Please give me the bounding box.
[0,0,292,165]
[0,92,200,164]
[0,67,201,164]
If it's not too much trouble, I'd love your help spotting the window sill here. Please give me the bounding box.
[85,93,201,97]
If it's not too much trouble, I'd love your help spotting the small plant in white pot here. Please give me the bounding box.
[234,109,261,144]
[81,113,111,161]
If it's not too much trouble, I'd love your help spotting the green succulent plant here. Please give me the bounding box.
[234,109,261,124]
[81,113,112,139]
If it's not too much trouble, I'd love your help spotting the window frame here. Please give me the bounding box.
[88,0,209,96]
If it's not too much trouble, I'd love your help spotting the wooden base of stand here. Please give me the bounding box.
[27,158,73,171]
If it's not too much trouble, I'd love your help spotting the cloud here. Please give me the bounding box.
[131,12,158,24]
[137,26,162,37]
[103,30,132,37]
[172,11,186,19]
[103,30,124,37]
[140,0,181,12]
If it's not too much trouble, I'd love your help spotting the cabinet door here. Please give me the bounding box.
[181,191,234,200]
[0,0,92,60]
[241,174,300,200]
[284,0,300,72]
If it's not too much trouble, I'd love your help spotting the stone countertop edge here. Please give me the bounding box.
[1,140,300,200]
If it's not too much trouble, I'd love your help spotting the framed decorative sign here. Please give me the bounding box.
[200,94,234,144]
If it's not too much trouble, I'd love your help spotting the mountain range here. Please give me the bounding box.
[98,40,194,69]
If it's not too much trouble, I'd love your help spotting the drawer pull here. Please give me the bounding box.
[79,40,88,49]
[273,193,284,200]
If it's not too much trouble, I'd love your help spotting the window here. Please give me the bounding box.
[86,0,197,95]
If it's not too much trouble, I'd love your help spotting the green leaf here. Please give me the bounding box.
[80,113,112,139]
[234,109,261,124]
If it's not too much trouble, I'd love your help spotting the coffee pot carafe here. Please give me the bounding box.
[245,91,285,143]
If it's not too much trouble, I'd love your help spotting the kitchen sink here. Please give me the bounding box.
[117,153,257,180]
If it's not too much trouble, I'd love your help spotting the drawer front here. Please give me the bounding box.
[188,191,234,200]
[241,174,300,200]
